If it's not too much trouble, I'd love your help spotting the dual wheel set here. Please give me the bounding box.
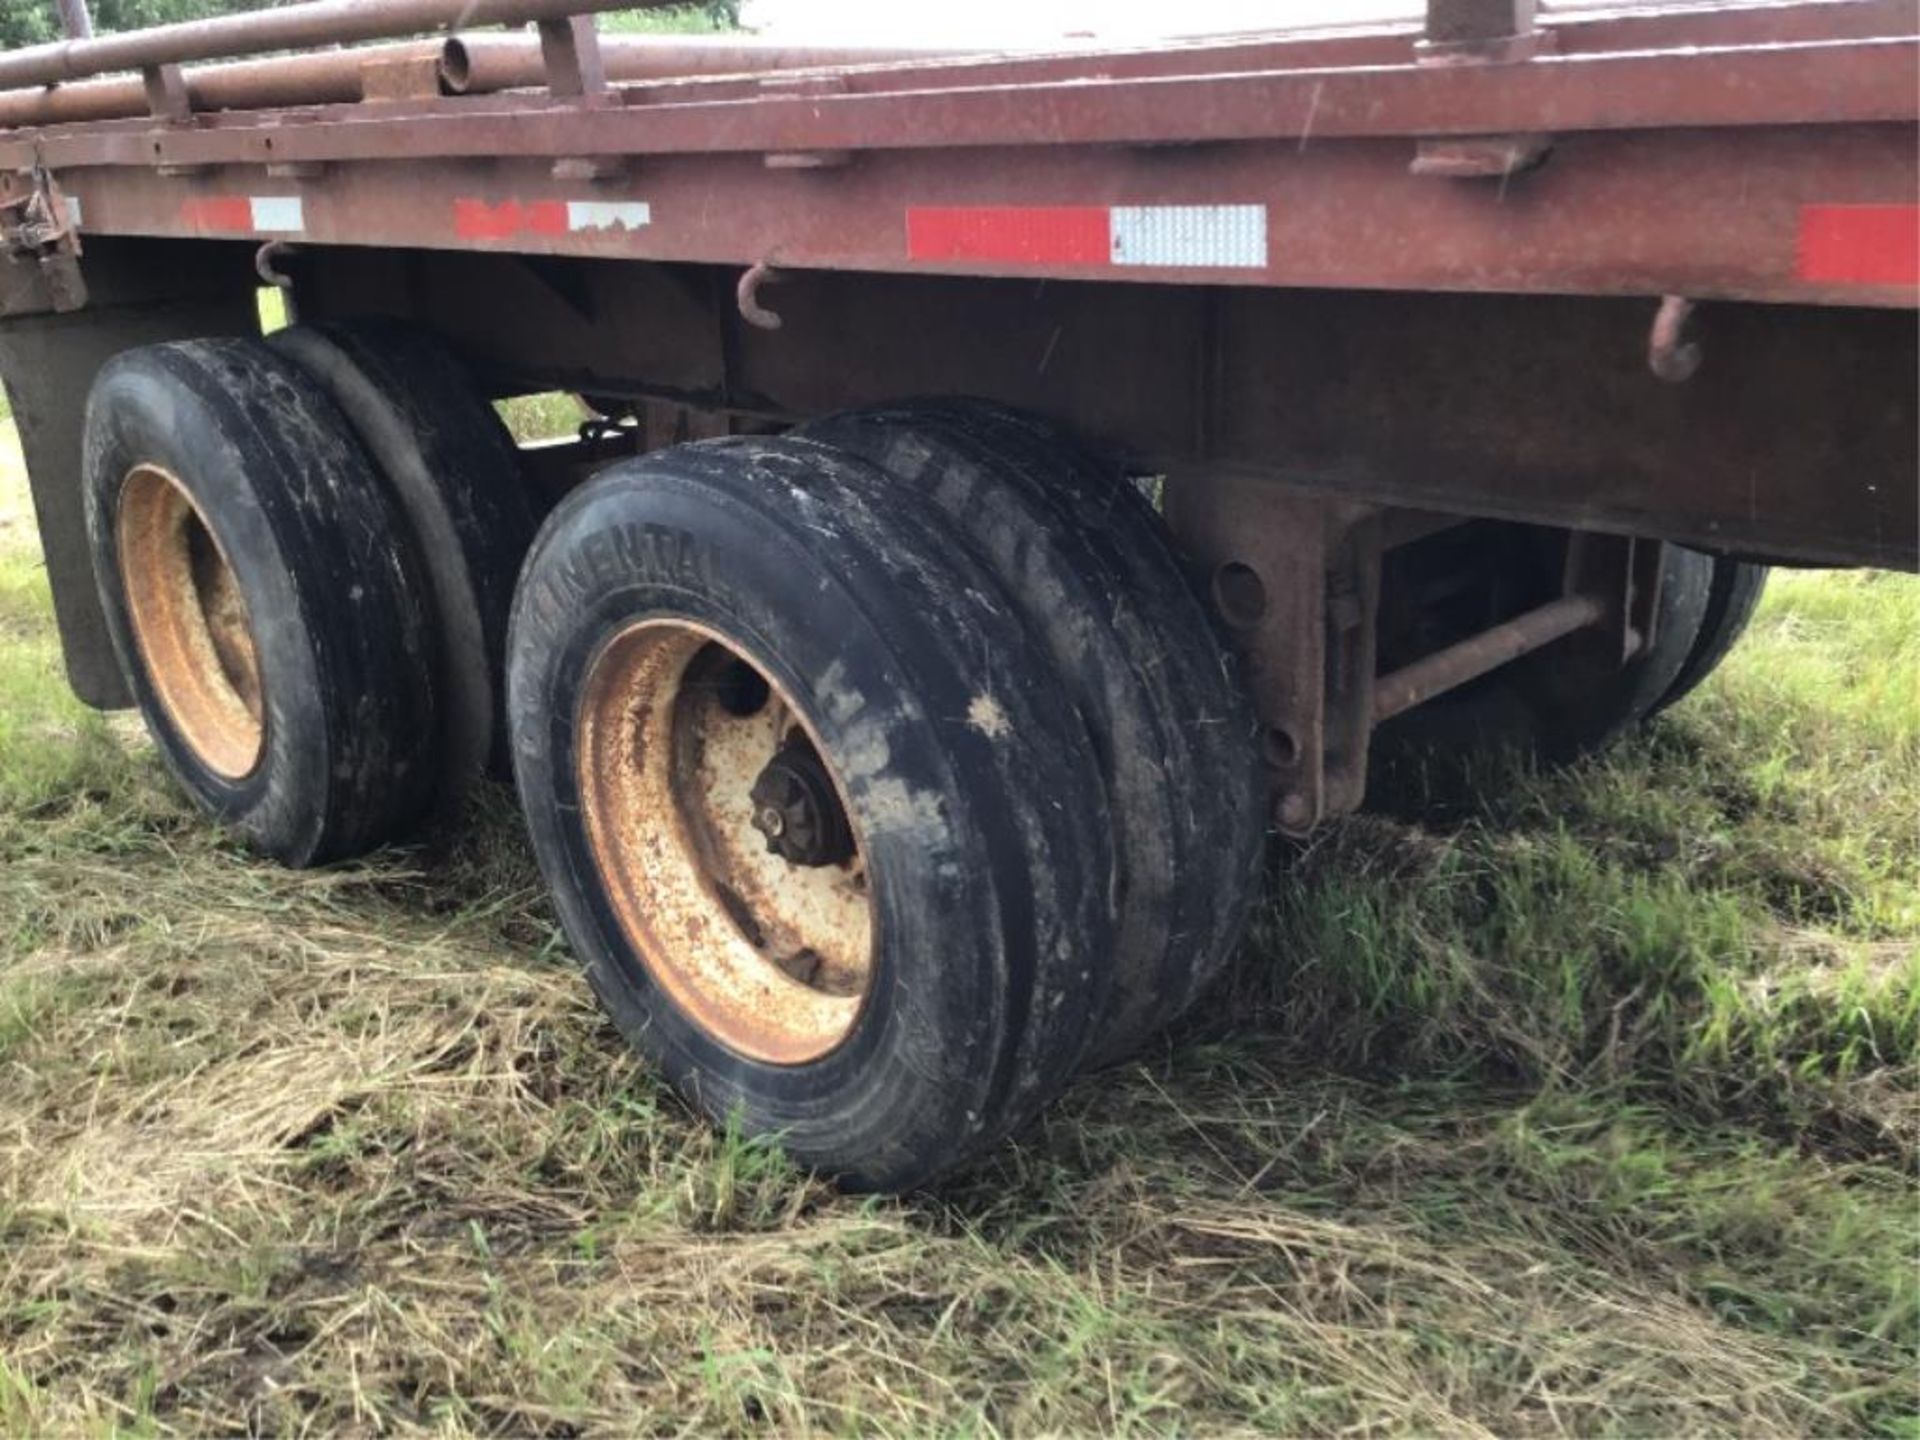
[82,329,1765,1188]
[83,332,1266,1188]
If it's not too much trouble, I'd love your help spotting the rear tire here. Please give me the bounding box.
[1650,554,1768,716]
[1513,542,1716,759]
[84,338,438,866]
[796,400,1266,1068]
[1374,538,1717,780]
[271,319,537,791]
[508,436,1117,1189]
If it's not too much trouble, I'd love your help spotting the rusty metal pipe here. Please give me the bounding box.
[0,0,659,91]
[1371,592,1606,723]
[0,41,446,129]
[0,30,970,130]
[440,33,972,94]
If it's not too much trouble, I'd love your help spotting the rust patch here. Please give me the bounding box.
[117,463,264,779]
[576,619,874,1066]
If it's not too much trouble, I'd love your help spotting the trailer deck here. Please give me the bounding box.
[1,2,1915,306]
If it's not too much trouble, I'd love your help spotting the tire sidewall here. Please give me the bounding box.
[510,474,1015,1181]
[86,356,333,858]
[83,340,439,866]
[270,320,536,786]
[796,402,1268,1066]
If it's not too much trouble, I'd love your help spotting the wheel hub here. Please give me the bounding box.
[117,463,265,780]
[749,736,855,868]
[575,623,874,1065]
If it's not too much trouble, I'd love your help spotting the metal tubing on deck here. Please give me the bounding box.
[0,43,446,129]
[1371,594,1607,722]
[0,0,660,90]
[7,1,1910,132]
[19,36,1907,164]
[0,33,974,130]
[441,35,973,95]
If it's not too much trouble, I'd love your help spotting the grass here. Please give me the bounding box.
[0,425,1914,1435]
[497,391,588,444]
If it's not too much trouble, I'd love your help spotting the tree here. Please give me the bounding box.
[2,0,269,50]
[0,0,739,51]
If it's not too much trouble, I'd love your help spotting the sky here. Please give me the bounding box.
[736,0,1427,45]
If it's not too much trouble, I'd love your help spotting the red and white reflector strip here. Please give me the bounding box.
[453,199,651,240]
[907,204,1268,270]
[179,195,304,235]
[1797,204,1919,287]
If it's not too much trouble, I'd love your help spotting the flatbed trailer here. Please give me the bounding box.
[1,0,1914,1187]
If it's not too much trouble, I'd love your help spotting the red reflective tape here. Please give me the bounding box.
[179,196,253,232]
[1797,204,1920,287]
[907,206,1110,265]
[454,199,569,239]
[453,199,514,239]
[525,201,568,237]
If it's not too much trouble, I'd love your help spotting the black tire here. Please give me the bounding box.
[795,400,1267,1068]
[84,338,438,866]
[1370,539,1717,799]
[1517,542,1717,758]
[1649,554,1768,716]
[270,319,538,790]
[508,436,1117,1189]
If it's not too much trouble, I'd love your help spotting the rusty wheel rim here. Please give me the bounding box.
[577,620,875,1065]
[117,464,265,780]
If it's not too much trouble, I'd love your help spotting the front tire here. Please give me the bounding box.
[1373,536,1718,780]
[83,338,438,866]
[270,319,539,793]
[1650,554,1769,716]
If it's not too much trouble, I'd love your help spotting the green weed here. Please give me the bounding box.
[496,390,587,445]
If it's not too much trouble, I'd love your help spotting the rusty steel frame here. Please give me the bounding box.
[0,4,1910,304]
[1165,485,1386,834]
[270,247,1911,572]
[5,126,1913,310]
[1164,469,1662,827]
[1161,472,1650,829]
[0,45,1910,310]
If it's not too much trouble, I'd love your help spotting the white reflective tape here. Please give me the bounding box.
[64,195,82,227]
[566,200,651,232]
[1109,204,1267,269]
[249,196,304,234]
